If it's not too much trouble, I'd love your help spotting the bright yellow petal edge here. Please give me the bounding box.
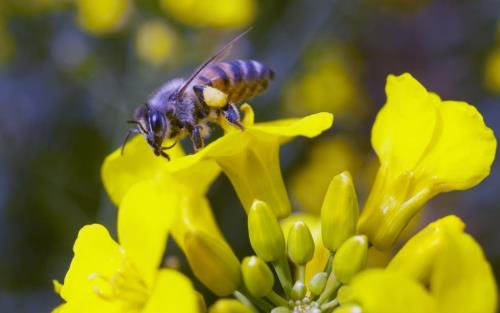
[359,73,497,249]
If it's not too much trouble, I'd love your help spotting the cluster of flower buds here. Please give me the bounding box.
[184,171,369,313]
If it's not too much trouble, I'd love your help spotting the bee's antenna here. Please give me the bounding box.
[121,128,140,156]
[127,120,146,133]
[161,141,177,150]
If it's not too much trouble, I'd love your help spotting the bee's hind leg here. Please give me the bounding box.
[220,103,244,130]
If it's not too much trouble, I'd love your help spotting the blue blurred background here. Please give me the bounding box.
[0,0,499,311]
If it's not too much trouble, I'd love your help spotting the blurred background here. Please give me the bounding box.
[0,0,499,311]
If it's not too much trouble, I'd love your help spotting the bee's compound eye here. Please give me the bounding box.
[149,111,165,134]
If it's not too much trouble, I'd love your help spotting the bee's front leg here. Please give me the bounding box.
[190,125,205,151]
[220,103,244,130]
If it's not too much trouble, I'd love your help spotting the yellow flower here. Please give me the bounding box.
[358,73,497,249]
[167,104,333,218]
[135,19,177,67]
[76,0,132,35]
[101,135,224,247]
[339,215,498,313]
[53,181,198,313]
[159,0,255,29]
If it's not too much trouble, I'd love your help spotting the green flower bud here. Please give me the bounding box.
[248,200,285,262]
[337,285,353,305]
[333,235,368,283]
[241,256,274,297]
[184,231,241,296]
[271,307,291,313]
[291,280,306,300]
[309,272,328,295]
[287,221,315,265]
[321,171,359,252]
[209,299,253,313]
[332,304,362,313]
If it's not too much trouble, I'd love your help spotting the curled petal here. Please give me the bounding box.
[371,73,439,180]
[413,101,497,192]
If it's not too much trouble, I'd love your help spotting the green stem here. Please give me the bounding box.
[321,298,339,312]
[298,265,306,283]
[266,290,289,307]
[235,289,273,312]
[317,272,341,304]
[272,257,293,297]
[323,252,334,274]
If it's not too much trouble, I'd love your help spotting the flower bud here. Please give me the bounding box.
[287,221,315,265]
[248,200,285,262]
[184,231,241,296]
[241,256,274,297]
[333,235,368,283]
[321,171,359,252]
[309,272,328,295]
[209,299,253,313]
[332,305,362,313]
[291,280,306,300]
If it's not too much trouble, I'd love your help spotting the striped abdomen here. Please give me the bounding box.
[194,59,274,103]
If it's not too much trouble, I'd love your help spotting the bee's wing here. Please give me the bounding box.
[176,28,252,98]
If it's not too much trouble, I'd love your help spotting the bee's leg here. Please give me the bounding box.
[190,125,205,151]
[220,103,244,130]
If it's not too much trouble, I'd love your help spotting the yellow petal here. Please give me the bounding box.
[251,112,334,140]
[281,214,329,284]
[344,269,437,313]
[430,222,498,313]
[371,73,439,180]
[101,135,183,205]
[413,100,497,192]
[102,135,220,206]
[169,112,333,218]
[59,224,122,312]
[171,195,225,251]
[117,180,178,287]
[143,269,198,313]
[387,215,464,283]
[387,215,498,313]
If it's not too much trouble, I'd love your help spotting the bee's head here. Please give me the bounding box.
[123,104,173,160]
[145,109,170,156]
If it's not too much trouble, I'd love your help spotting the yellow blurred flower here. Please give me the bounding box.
[484,47,500,93]
[290,138,364,215]
[135,19,177,67]
[0,20,16,66]
[359,73,497,249]
[159,0,255,29]
[53,181,198,313]
[76,0,132,35]
[283,45,366,121]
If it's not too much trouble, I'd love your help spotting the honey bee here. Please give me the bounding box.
[123,29,275,159]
